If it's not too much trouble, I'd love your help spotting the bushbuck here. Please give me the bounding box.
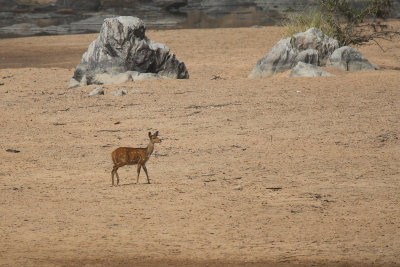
[111,131,162,186]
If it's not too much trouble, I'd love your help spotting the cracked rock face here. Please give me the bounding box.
[69,16,188,88]
[289,62,333,77]
[290,28,339,66]
[327,46,378,71]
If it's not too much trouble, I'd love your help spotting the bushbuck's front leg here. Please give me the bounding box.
[142,164,150,184]
[115,171,120,185]
[136,163,141,184]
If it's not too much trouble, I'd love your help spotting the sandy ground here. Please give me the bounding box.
[0,22,400,266]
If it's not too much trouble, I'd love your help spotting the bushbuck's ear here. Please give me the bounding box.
[148,132,152,138]
[155,131,159,136]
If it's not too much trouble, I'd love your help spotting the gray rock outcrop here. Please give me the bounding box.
[326,46,378,71]
[248,28,339,78]
[289,62,333,77]
[69,16,188,88]
[249,27,379,78]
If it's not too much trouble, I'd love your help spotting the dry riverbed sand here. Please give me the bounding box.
[0,23,400,266]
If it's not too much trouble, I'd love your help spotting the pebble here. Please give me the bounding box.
[88,87,104,96]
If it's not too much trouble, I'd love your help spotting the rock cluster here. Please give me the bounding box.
[249,28,378,78]
[69,16,188,88]
[248,28,339,78]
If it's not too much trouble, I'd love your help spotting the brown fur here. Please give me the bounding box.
[111,131,162,186]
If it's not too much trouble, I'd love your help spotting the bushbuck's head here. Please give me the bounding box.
[148,131,162,144]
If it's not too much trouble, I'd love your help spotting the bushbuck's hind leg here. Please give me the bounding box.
[111,167,116,186]
[111,164,122,186]
[142,164,150,184]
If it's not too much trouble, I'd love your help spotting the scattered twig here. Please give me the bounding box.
[185,103,241,110]
[266,187,282,191]
[210,75,222,80]
[6,149,20,153]
[97,129,121,133]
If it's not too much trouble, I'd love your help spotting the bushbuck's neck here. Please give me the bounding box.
[146,140,155,156]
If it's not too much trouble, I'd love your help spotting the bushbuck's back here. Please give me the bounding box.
[111,147,147,166]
